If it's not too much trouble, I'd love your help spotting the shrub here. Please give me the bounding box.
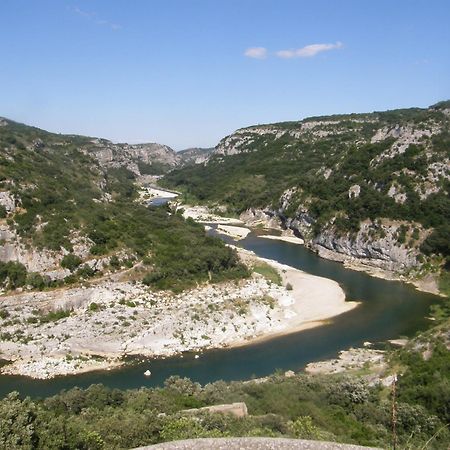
[0,261,27,289]
[288,416,323,439]
[76,264,95,279]
[89,302,100,312]
[61,254,82,272]
[26,272,47,290]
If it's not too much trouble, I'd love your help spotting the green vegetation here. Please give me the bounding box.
[1,336,448,449]
[0,261,27,290]
[61,254,82,272]
[0,118,248,292]
[162,104,450,288]
[396,343,449,424]
[438,271,450,298]
[137,160,172,175]
[37,309,72,324]
[252,261,282,285]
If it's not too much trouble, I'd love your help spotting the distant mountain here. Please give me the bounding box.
[177,147,214,165]
[163,101,450,292]
[87,139,181,175]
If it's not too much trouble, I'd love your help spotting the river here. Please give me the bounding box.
[0,201,440,398]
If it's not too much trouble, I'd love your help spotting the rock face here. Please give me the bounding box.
[85,140,181,175]
[239,205,423,274]
[86,143,216,176]
[177,147,214,165]
[239,208,281,229]
[311,221,420,272]
[0,191,16,212]
[182,402,248,418]
[348,185,361,199]
[0,224,62,273]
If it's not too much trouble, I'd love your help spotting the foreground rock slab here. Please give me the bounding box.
[181,402,248,418]
[135,437,381,450]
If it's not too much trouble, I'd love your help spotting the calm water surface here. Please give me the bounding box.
[0,217,441,398]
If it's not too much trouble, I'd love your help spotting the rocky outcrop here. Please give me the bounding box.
[136,438,382,450]
[0,224,62,273]
[311,221,420,272]
[0,191,16,212]
[182,402,248,418]
[86,142,217,175]
[85,140,181,175]
[0,224,118,280]
[239,208,281,229]
[177,147,214,165]
[240,204,423,275]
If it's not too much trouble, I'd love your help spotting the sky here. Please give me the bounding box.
[1,1,449,149]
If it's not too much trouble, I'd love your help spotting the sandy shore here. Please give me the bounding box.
[258,235,304,245]
[343,260,443,296]
[0,200,359,379]
[138,186,179,202]
[217,225,251,240]
[181,205,244,225]
[231,248,359,346]
[0,249,358,379]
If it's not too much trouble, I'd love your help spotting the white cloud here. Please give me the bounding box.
[70,6,122,31]
[244,47,268,59]
[276,41,343,59]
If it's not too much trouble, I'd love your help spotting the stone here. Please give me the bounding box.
[182,402,248,418]
[348,185,361,199]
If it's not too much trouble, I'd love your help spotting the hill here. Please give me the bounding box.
[0,117,247,292]
[162,102,450,293]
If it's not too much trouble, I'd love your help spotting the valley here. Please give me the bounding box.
[0,105,448,449]
[163,101,450,295]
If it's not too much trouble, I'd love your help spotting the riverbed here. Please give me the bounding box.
[0,219,440,398]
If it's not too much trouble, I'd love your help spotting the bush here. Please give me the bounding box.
[421,224,450,260]
[26,272,47,290]
[61,254,82,272]
[38,309,71,323]
[76,264,95,279]
[0,261,27,289]
[288,416,323,439]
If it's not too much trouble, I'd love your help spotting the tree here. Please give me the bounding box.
[0,392,38,450]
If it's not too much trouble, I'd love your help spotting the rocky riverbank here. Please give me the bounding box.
[238,207,442,296]
[0,194,360,379]
[0,245,356,379]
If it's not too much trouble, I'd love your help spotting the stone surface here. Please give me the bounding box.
[182,402,248,418]
[134,438,381,450]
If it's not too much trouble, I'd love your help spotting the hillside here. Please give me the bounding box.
[0,117,247,292]
[0,115,449,450]
[162,102,450,292]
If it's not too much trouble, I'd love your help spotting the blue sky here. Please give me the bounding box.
[1,1,449,149]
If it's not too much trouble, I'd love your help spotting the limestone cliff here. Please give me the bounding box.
[164,101,450,286]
